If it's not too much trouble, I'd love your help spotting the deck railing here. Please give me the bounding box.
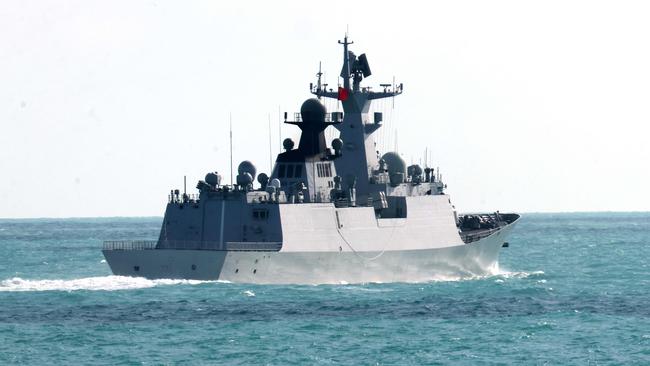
[292,112,340,123]
[102,240,282,252]
[225,242,282,251]
[102,240,158,251]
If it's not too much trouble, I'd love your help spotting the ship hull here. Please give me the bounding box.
[102,221,516,284]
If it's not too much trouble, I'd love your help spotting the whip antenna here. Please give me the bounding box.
[229,113,233,186]
[268,113,273,172]
[392,76,395,109]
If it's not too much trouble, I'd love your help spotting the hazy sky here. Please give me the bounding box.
[1,1,649,218]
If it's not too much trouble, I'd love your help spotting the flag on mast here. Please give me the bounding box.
[337,87,349,101]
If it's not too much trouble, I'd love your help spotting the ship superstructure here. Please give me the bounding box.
[102,36,519,284]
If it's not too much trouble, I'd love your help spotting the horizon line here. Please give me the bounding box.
[1,210,650,220]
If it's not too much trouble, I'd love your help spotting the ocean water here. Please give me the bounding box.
[0,213,649,365]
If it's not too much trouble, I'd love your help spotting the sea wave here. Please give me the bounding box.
[0,270,545,292]
[494,270,545,279]
[330,269,546,286]
[422,269,545,283]
[0,276,221,292]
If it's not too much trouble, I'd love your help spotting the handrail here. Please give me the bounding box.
[291,112,340,123]
[102,240,157,250]
[102,240,282,252]
[168,193,200,204]
[226,242,282,251]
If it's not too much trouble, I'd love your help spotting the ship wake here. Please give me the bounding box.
[0,276,225,292]
[418,267,545,284]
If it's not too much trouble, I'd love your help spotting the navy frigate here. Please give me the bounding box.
[102,36,520,284]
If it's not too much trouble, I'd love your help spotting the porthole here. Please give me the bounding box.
[191,264,197,271]
[253,269,257,274]
[235,268,239,273]
[134,265,140,272]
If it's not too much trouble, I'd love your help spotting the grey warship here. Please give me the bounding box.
[102,36,520,284]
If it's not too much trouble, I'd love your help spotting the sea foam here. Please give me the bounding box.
[0,276,218,292]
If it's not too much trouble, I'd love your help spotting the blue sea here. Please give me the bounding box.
[1,213,649,365]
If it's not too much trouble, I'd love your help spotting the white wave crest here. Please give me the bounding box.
[0,276,216,292]
[422,269,545,283]
[495,270,545,279]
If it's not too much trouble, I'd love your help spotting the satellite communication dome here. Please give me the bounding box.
[257,173,269,186]
[237,161,257,180]
[381,152,406,175]
[413,164,423,176]
[300,98,326,122]
[283,138,295,151]
[236,172,253,187]
[205,172,221,187]
[407,164,423,177]
[269,178,281,189]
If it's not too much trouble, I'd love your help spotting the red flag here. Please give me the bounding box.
[338,87,349,101]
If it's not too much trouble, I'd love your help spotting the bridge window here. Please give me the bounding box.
[317,162,332,177]
[278,164,286,178]
[294,165,303,178]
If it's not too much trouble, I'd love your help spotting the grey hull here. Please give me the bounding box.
[102,221,515,284]
[101,37,520,285]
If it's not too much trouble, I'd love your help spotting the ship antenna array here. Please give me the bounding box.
[425,147,428,168]
[338,35,354,90]
[278,105,282,152]
[316,62,323,99]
